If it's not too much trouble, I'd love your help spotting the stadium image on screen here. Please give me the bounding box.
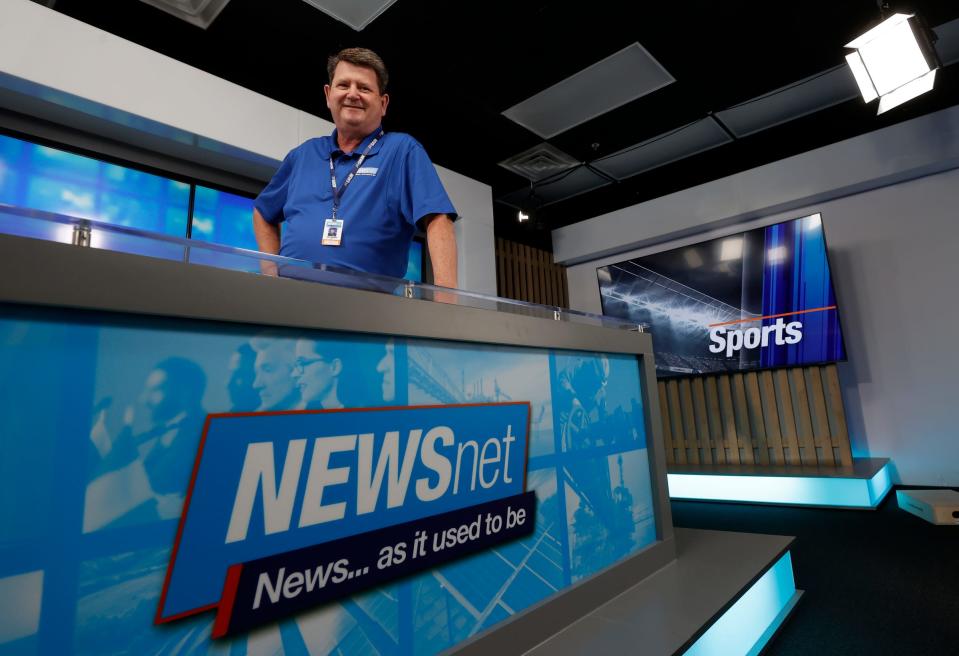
[597,213,846,378]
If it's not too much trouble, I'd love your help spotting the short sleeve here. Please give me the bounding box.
[400,141,458,229]
[254,149,297,224]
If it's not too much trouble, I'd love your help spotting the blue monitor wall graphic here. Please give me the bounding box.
[191,185,259,251]
[597,213,846,378]
[0,134,425,282]
[0,132,190,237]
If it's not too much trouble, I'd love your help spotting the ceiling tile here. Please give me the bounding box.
[136,0,232,28]
[502,42,675,139]
[498,166,611,208]
[300,0,399,31]
[714,65,859,138]
[591,118,732,181]
[934,16,959,65]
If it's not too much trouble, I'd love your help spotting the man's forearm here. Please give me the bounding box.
[253,208,281,253]
[425,213,457,289]
[253,208,281,275]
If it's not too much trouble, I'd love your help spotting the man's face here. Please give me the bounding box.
[324,61,389,136]
[292,340,340,407]
[253,343,296,410]
[143,369,175,423]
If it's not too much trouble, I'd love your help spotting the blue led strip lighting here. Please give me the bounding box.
[667,462,893,508]
[684,551,800,656]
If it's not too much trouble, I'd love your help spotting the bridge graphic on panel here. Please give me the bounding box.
[409,347,513,405]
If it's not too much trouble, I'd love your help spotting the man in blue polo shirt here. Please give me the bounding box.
[253,47,458,287]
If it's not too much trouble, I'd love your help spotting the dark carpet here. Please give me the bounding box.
[670,487,959,655]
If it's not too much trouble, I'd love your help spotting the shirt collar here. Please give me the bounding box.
[327,125,385,158]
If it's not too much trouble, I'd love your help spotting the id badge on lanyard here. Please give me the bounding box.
[322,218,344,246]
[326,129,383,247]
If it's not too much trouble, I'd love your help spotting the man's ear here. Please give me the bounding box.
[380,93,390,116]
[324,84,332,108]
[330,358,343,376]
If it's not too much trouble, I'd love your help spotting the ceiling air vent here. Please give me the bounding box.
[498,143,580,182]
[136,0,233,29]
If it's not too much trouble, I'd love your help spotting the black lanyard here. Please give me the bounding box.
[329,129,384,220]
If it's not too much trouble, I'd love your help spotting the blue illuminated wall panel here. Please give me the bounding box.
[0,133,189,237]
[190,185,258,251]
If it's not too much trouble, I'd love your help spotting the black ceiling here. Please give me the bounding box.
[45,0,959,250]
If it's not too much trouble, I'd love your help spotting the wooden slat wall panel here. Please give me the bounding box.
[494,238,569,308]
[716,376,740,464]
[821,366,853,466]
[667,380,687,465]
[543,249,554,305]
[561,267,569,307]
[743,373,770,464]
[525,243,533,303]
[804,367,835,466]
[549,252,560,305]
[526,245,536,303]
[758,371,782,464]
[658,382,675,463]
[678,379,700,464]
[528,245,537,304]
[774,369,802,465]
[730,374,755,464]
[789,367,817,465]
[659,364,853,468]
[524,244,534,304]
[703,377,726,464]
[509,241,520,301]
[537,249,547,305]
[495,239,507,301]
[691,378,712,464]
[506,240,517,300]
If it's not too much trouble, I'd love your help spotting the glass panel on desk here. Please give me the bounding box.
[0,204,642,331]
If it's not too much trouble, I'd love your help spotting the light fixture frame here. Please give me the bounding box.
[845,13,942,115]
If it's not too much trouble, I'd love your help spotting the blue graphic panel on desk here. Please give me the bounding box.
[0,305,655,655]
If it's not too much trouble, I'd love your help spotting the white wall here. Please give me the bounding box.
[436,167,497,295]
[0,0,496,294]
[562,118,959,486]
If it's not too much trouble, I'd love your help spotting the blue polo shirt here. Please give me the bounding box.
[254,127,457,278]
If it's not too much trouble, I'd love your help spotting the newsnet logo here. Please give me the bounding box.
[709,317,802,357]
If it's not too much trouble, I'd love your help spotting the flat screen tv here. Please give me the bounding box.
[597,213,846,378]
